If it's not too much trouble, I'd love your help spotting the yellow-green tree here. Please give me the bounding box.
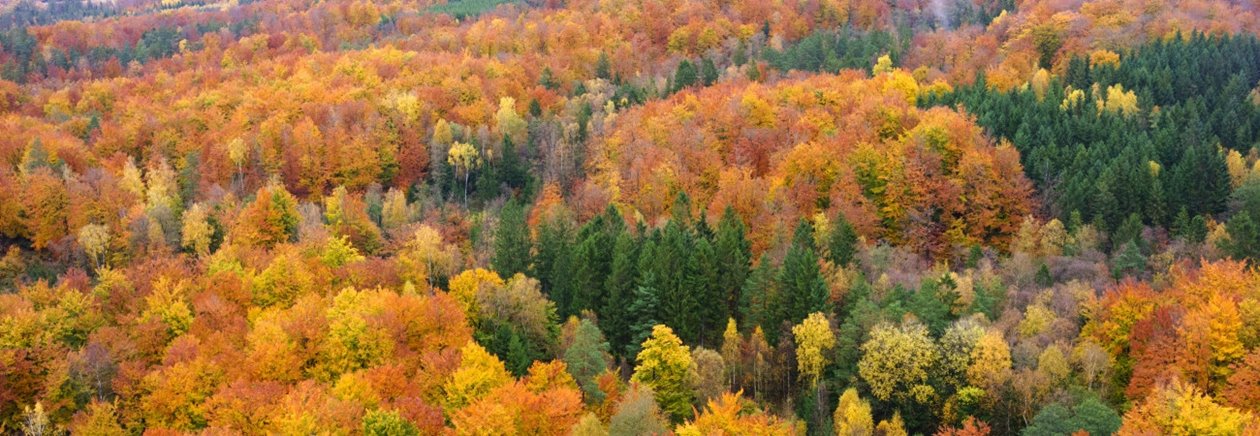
[180,203,214,257]
[631,325,696,423]
[858,321,938,404]
[442,341,513,414]
[448,141,481,206]
[793,312,835,387]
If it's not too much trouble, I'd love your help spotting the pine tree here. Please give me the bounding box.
[777,219,830,328]
[493,199,531,277]
[534,212,577,316]
[564,318,612,404]
[827,213,859,267]
[595,52,612,80]
[626,274,662,359]
[673,60,697,92]
[714,207,751,325]
[687,236,724,346]
[741,254,777,339]
[602,231,639,358]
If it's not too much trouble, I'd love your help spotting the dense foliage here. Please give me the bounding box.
[2,0,1260,433]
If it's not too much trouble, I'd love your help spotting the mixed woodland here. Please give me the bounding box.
[2,0,1260,433]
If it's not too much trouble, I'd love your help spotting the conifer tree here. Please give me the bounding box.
[777,219,830,328]
[492,199,530,277]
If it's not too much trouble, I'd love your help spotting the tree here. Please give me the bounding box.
[965,330,1012,393]
[608,385,670,435]
[834,388,874,436]
[23,168,68,250]
[1221,349,1260,412]
[495,96,527,142]
[676,391,796,436]
[721,319,741,390]
[778,220,830,327]
[564,318,612,404]
[714,207,752,325]
[363,409,419,436]
[233,183,299,248]
[448,141,481,206]
[77,223,109,268]
[442,341,513,413]
[1067,398,1123,436]
[180,203,214,257]
[1118,379,1254,435]
[1223,211,1260,261]
[828,213,859,267]
[673,60,698,92]
[859,321,938,404]
[493,199,531,277]
[691,347,726,404]
[792,312,835,388]
[631,325,696,423]
[936,417,991,436]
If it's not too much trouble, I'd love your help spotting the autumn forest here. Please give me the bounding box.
[1,0,1260,434]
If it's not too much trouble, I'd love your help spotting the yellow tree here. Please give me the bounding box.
[1118,379,1255,435]
[859,321,938,405]
[180,203,214,257]
[833,388,874,436]
[442,341,513,414]
[448,141,481,206]
[447,268,505,319]
[793,312,835,387]
[495,96,527,142]
[631,325,696,423]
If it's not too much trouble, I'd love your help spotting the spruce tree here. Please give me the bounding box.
[492,199,530,277]
[777,219,830,330]
[686,236,723,346]
[827,213,859,267]
[741,254,777,338]
[603,231,639,358]
[714,207,751,324]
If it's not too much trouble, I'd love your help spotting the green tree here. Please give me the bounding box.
[827,213,859,267]
[564,318,612,404]
[1223,211,1260,261]
[493,199,531,277]
[778,219,830,328]
[673,60,697,92]
[714,207,752,324]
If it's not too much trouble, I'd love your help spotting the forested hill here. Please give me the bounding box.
[1,0,1260,434]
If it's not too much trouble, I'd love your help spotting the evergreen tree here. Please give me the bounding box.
[595,52,612,80]
[1112,241,1146,279]
[534,212,578,316]
[673,60,697,92]
[686,236,724,346]
[492,199,530,277]
[603,231,639,358]
[777,220,830,330]
[627,273,662,359]
[827,213,859,267]
[714,207,751,325]
[1223,211,1260,261]
[741,254,777,338]
[564,318,612,404]
[700,57,719,86]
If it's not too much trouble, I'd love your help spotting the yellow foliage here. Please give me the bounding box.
[447,268,505,319]
[792,312,835,387]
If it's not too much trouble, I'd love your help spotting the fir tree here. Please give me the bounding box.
[492,199,530,277]
[777,219,831,328]
[714,207,752,325]
[827,213,859,267]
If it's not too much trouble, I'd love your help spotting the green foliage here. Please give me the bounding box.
[765,27,906,74]
[777,219,830,329]
[564,319,612,404]
[426,0,519,19]
[1223,211,1260,261]
[1023,397,1121,436]
[493,199,531,277]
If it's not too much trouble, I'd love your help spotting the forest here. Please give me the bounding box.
[1,0,1259,434]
